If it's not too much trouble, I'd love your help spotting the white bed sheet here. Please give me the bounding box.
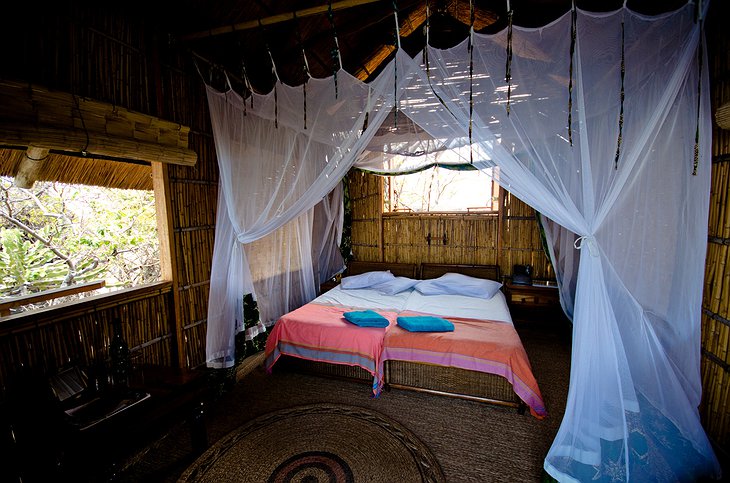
[313,285,412,311]
[402,290,513,325]
[315,285,513,325]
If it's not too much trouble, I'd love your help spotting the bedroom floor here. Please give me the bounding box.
[117,318,572,483]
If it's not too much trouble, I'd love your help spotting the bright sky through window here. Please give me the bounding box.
[384,166,498,213]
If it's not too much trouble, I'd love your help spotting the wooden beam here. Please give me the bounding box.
[0,124,197,166]
[14,146,49,188]
[0,280,105,317]
[180,0,384,41]
[0,81,197,166]
[354,0,499,81]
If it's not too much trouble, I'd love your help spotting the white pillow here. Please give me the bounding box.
[414,272,502,299]
[372,276,419,296]
[341,270,395,290]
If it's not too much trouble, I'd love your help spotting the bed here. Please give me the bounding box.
[264,261,546,418]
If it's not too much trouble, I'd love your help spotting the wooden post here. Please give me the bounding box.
[14,146,49,188]
[378,176,385,262]
[497,186,505,279]
[152,162,185,369]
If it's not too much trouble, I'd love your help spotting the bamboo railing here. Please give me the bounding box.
[0,283,174,395]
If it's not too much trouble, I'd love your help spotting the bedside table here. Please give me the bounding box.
[319,279,339,295]
[504,281,563,324]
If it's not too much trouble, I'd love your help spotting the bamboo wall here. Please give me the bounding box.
[0,285,175,393]
[0,2,728,455]
[701,5,730,455]
[347,172,553,280]
[0,3,218,394]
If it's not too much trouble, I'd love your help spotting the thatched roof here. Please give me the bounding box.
[0,0,703,190]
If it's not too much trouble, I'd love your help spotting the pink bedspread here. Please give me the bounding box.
[264,303,397,395]
[381,311,547,419]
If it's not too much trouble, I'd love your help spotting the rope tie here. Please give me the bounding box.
[393,0,400,128]
[469,0,475,164]
[328,0,342,98]
[574,235,599,257]
[505,0,513,116]
[241,58,254,115]
[568,3,576,146]
[614,20,625,170]
[259,19,279,128]
[692,14,704,176]
[422,2,458,124]
[293,12,309,130]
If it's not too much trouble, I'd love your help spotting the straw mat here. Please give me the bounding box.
[178,403,445,483]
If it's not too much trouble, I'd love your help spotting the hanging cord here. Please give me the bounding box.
[240,60,250,116]
[505,0,513,116]
[469,0,475,164]
[327,0,342,99]
[393,0,400,128]
[259,19,280,129]
[241,54,255,112]
[294,11,310,130]
[613,20,625,170]
[692,5,704,176]
[567,2,577,146]
[72,92,90,156]
[423,2,458,123]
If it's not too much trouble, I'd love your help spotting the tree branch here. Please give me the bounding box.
[0,212,76,276]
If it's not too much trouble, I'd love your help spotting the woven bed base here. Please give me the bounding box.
[276,355,373,383]
[276,356,525,413]
[385,361,525,412]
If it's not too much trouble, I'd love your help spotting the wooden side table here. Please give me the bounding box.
[504,281,564,324]
[319,279,339,295]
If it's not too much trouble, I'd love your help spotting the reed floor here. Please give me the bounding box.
[118,318,572,483]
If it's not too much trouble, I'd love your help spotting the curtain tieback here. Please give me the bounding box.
[574,235,599,257]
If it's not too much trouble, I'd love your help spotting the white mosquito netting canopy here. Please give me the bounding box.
[204,2,720,481]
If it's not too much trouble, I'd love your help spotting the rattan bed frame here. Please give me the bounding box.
[277,261,526,413]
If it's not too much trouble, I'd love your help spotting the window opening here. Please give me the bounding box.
[383,165,499,213]
[0,177,160,315]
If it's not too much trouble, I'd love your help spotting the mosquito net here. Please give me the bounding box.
[204,3,719,481]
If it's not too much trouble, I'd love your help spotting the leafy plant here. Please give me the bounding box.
[0,178,160,311]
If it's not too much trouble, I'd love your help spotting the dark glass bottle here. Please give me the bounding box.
[110,318,131,388]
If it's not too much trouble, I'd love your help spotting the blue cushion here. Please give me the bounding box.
[396,316,454,332]
[343,310,389,328]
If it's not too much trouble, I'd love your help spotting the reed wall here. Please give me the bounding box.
[347,171,553,280]
[0,284,175,392]
[0,1,728,455]
[0,3,217,393]
[701,6,730,454]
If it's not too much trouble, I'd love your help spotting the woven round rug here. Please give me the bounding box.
[178,403,445,483]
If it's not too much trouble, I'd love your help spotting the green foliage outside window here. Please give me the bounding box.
[0,178,160,312]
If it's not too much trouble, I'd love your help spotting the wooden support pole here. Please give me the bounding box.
[180,0,383,41]
[0,81,197,167]
[152,162,185,369]
[14,146,49,188]
[497,186,505,278]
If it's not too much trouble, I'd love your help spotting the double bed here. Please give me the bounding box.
[264,261,546,419]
